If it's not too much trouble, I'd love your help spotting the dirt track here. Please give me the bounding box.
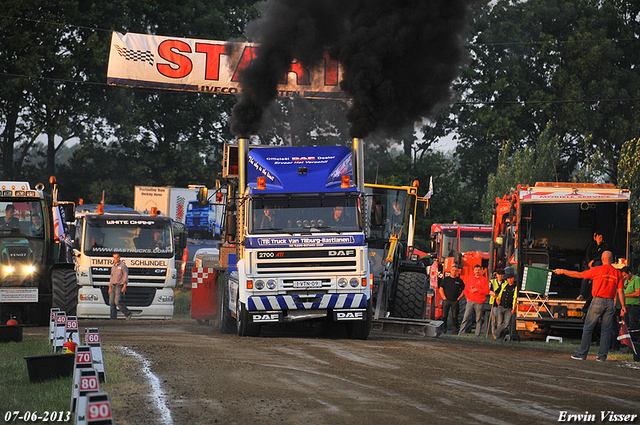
[25,320,640,425]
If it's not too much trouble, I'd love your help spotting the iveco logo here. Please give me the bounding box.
[329,250,354,256]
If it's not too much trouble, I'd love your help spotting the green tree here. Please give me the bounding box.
[1,0,259,197]
[618,138,640,267]
[483,123,561,221]
[450,0,640,211]
[0,0,91,179]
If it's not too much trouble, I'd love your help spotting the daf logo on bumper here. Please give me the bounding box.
[329,250,355,256]
[333,309,365,321]
[251,313,281,323]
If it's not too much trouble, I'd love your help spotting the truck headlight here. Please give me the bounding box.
[255,280,265,290]
[158,295,174,302]
[80,294,99,301]
[349,278,359,288]
[5,266,15,274]
[266,279,276,290]
[25,265,36,273]
[338,277,348,288]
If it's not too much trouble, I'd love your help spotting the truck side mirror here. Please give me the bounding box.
[179,231,187,250]
[225,213,237,242]
[197,187,208,204]
[69,225,78,250]
[59,203,75,222]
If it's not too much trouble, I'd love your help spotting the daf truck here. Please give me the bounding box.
[217,139,372,338]
[73,206,177,319]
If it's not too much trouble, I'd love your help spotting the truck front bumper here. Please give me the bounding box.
[76,286,174,319]
[247,293,368,311]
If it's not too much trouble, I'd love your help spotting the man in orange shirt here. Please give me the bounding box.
[554,251,626,361]
[458,264,490,337]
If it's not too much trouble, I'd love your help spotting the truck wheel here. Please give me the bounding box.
[346,300,372,340]
[236,300,260,337]
[52,268,78,316]
[218,274,235,334]
[393,271,428,319]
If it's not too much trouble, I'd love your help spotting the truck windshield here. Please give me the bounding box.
[460,230,491,253]
[365,187,410,241]
[0,200,45,266]
[441,228,491,257]
[83,218,173,256]
[250,193,361,234]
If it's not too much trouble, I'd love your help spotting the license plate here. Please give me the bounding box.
[568,310,583,317]
[292,280,322,288]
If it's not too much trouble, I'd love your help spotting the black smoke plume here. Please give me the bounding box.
[230,0,472,139]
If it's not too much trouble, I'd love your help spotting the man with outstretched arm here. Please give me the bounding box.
[554,251,626,361]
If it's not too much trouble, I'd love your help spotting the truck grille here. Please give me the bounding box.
[256,261,356,274]
[90,267,167,285]
[253,249,359,276]
[99,286,156,307]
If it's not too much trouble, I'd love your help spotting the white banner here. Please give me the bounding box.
[107,31,345,100]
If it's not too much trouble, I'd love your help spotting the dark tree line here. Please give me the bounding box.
[2,0,639,245]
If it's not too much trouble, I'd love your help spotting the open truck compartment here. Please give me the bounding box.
[491,183,630,336]
[520,200,629,300]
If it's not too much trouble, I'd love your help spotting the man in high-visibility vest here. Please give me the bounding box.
[492,267,518,339]
[488,269,505,335]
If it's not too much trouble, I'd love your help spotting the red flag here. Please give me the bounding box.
[617,320,637,355]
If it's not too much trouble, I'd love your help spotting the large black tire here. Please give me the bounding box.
[393,271,428,319]
[346,299,372,340]
[52,268,78,316]
[236,300,261,337]
[218,274,235,334]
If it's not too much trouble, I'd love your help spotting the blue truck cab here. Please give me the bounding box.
[220,142,372,338]
[185,200,221,239]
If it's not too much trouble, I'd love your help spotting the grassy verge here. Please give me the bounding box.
[447,332,637,361]
[173,287,191,319]
[0,333,149,423]
[0,338,74,421]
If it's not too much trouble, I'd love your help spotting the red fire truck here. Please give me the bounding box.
[428,223,492,321]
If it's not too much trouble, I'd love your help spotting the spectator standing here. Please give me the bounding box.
[438,264,465,334]
[554,251,625,361]
[579,232,608,301]
[492,267,518,339]
[487,269,505,335]
[458,264,490,337]
[109,253,133,320]
[621,267,640,342]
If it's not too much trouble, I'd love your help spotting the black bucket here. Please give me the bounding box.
[0,325,23,343]
[23,353,74,383]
